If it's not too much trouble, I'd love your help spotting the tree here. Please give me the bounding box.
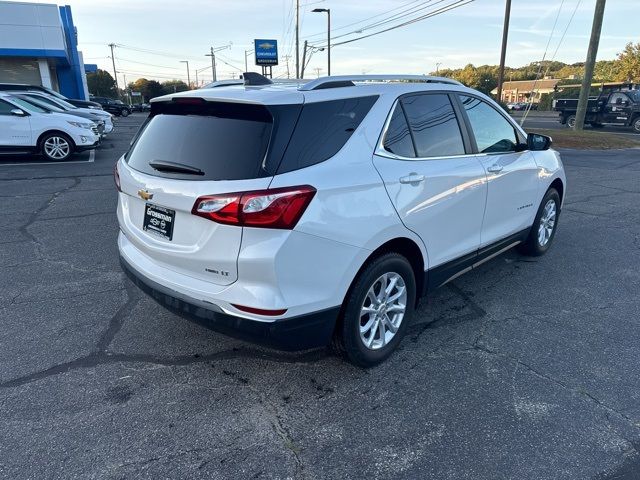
[130,78,164,100]
[86,69,117,98]
[615,42,640,82]
[161,80,189,95]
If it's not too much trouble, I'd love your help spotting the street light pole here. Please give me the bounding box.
[180,60,190,88]
[312,8,331,76]
[436,62,442,74]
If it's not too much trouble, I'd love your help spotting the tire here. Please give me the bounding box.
[333,253,416,367]
[566,115,576,128]
[519,188,561,256]
[632,117,640,134]
[40,132,74,161]
[120,108,130,117]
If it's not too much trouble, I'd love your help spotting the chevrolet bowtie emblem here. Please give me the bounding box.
[138,189,153,200]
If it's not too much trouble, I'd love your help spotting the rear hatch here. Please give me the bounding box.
[118,97,296,286]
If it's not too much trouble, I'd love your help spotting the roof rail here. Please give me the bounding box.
[299,75,463,91]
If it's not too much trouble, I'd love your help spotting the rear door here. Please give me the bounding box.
[456,94,539,246]
[373,92,487,269]
[117,99,280,286]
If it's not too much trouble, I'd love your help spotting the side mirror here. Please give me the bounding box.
[527,132,552,151]
[10,108,27,117]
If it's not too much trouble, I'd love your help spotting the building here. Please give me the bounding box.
[0,1,89,100]
[491,79,561,103]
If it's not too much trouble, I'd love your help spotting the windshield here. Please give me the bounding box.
[40,86,68,101]
[8,96,48,113]
[38,94,76,110]
[22,95,67,112]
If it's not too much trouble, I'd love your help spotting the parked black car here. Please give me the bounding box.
[0,83,102,109]
[129,103,150,112]
[90,97,132,117]
[554,88,640,132]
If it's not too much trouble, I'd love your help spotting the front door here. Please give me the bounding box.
[456,94,540,247]
[603,92,633,125]
[372,93,487,269]
[0,99,31,147]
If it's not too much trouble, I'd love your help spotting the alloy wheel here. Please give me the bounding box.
[537,199,557,247]
[359,272,407,350]
[43,136,70,160]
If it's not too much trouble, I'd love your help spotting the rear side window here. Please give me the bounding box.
[126,101,273,181]
[459,95,518,153]
[383,104,415,158]
[276,96,378,174]
[400,94,465,157]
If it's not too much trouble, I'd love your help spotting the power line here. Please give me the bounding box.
[319,0,438,43]
[303,0,425,40]
[316,0,474,48]
[115,56,184,70]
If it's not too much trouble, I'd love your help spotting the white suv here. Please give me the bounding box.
[0,93,100,161]
[116,74,565,366]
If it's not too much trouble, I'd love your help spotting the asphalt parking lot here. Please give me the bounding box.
[1,113,640,480]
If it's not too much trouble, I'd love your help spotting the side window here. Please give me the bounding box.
[608,93,627,105]
[459,95,518,153]
[277,96,378,174]
[0,99,15,115]
[383,103,415,158]
[400,94,465,157]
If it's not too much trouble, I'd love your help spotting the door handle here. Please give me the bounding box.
[399,173,425,184]
[487,164,503,173]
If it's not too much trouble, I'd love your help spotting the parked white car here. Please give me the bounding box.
[11,91,114,135]
[116,74,566,366]
[0,93,100,161]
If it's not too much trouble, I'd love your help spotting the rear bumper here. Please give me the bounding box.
[120,254,340,351]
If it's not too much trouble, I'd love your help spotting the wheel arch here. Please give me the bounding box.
[549,177,564,205]
[37,130,76,151]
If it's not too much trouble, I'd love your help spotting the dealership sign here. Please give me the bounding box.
[254,39,278,66]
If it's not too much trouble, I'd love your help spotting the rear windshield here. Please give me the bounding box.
[126,101,274,181]
[126,95,378,181]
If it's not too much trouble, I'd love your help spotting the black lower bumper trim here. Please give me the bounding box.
[120,255,340,351]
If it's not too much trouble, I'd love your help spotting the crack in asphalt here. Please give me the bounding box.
[221,369,307,479]
[464,341,640,429]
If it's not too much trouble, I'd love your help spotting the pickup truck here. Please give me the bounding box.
[553,89,640,133]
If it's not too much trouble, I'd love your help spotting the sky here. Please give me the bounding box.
[28,0,640,86]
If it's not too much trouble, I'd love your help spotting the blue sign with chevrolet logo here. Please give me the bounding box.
[254,39,278,66]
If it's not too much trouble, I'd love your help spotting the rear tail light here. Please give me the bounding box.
[192,185,316,229]
[114,162,121,192]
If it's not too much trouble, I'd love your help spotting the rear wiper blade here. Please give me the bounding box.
[148,160,204,175]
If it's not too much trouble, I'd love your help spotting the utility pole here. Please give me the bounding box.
[436,62,442,74]
[295,0,300,78]
[300,40,308,78]
[496,0,511,102]
[180,60,191,88]
[206,45,231,82]
[575,0,606,130]
[108,43,119,96]
[283,54,291,79]
[314,67,322,78]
